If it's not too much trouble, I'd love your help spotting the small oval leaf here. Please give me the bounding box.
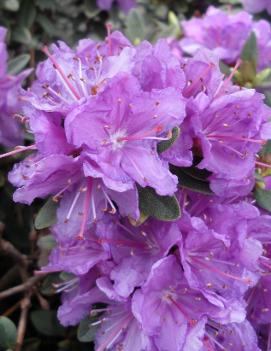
[30,310,65,336]
[37,234,56,250]
[77,316,99,343]
[35,198,58,230]
[254,187,271,213]
[8,54,30,75]
[171,165,212,195]
[0,316,17,349]
[157,127,180,154]
[138,186,181,221]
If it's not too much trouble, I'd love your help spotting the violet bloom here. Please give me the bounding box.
[95,216,180,298]
[180,6,252,64]
[97,0,135,13]
[7,31,186,240]
[247,276,271,326]
[253,20,271,71]
[133,256,245,351]
[22,31,133,115]
[203,320,261,350]
[242,0,271,15]
[189,80,271,196]
[0,27,30,147]
[65,73,185,196]
[178,214,259,306]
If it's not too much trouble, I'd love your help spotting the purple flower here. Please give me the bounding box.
[95,217,180,297]
[132,256,244,350]
[204,320,261,350]
[190,87,271,196]
[242,0,271,15]
[66,73,184,195]
[178,214,259,305]
[0,27,30,147]
[23,32,133,114]
[247,276,271,326]
[97,0,135,13]
[180,7,252,64]
[253,20,271,71]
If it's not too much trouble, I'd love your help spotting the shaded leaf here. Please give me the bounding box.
[2,0,19,11]
[35,198,58,230]
[254,187,271,213]
[157,127,180,153]
[40,273,62,296]
[77,316,99,343]
[30,310,66,336]
[241,32,257,66]
[171,165,212,195]
[37,234,56,250]
[138,186,181,221]
[0,316,17,349]
[125,8,148,43]
[19,0,36,28]
[8,54,30,75]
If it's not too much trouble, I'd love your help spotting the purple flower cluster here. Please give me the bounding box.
[0,27,30,147]
[5,27,271,350]
[180,6,271,71]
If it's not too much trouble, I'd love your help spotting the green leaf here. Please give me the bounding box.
[2,0,19,11]
[254,187,271,213]
[40,273,61,296]
[0,316,17,349]
[125,8,148,43]
[30,310,66,337]
[8,54,30,75]
[171,165,212,195]
[219,61,231,76]
[157,127,180,154]
[37,234,56,250]
[138,186,181,221]
[35,198,58,230]
[12,27,33,45]
[84,0,101,18]
[77,316,99,343]
[19,0,36,28]
[241,32,257,66]
[37,14,57,37]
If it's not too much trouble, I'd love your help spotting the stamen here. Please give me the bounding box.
[106,23,113,56]
[96,316,131,351]
[208,134,266,145]
[91,191,97,222]
[118,125,164,142]
[168,295,189,319]
[215,59,242,98]
[53,180,72,202]
[0,144,36,159]
[76,178,93,240]
[101,188,116,214]
[65,190,81,221]
[256,161,271,169]
[42,46,81,100]
[190,256,252,285]
[205,331,226,350]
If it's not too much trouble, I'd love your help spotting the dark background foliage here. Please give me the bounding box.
[0,1,240,350]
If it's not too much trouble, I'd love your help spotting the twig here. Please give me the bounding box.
[15,294,31,351]
[0,276,41,300]
[0,238,28,267]
[2,299,22,317]
[0,266,19,290]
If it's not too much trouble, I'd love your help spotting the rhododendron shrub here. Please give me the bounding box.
[1,20,271,350]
